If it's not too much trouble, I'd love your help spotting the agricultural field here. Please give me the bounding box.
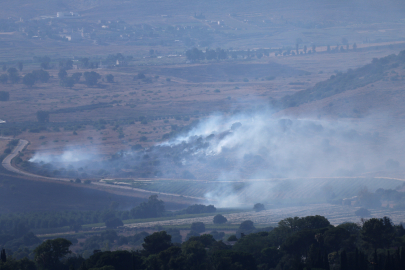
[100,177,405,206]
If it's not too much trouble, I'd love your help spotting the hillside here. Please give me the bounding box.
[277,51,405,120]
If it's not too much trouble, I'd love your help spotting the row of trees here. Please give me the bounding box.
[186,43,359,61]
[186,48,228,61]
[1,215,405,270]
[0,195,193,232]
[58,69,113,88]
[0,67,112,88]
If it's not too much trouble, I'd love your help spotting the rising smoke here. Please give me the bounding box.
[28,109,405,207]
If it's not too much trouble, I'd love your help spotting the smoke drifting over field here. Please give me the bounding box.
[28,109,405,206]
[30,148,97,164]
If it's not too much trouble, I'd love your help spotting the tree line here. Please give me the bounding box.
[0,196,215,232]
[1,214,405,269]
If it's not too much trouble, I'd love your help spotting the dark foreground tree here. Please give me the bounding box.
[142,231,172,256]
[362,217,395,249]
[34,238,72,270]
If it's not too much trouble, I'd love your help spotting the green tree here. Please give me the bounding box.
[72,72,82,82]
[34,238,72,270]
[0,74,7,84]
[323,227,350,252]
[253,203,265,212]
[182,240,208,270]
[22,73,36,87]
[213,214,227,224]
[105,217,123,229]
[190,222,205,233]
[84,71,101,86]
[211,250,256,270]
[58,69,67,79]
[0,91,9,101]
[362,217,395,249]
[80,250,134,270]
[142,231,172,256]
[40,62,49,69]
[106,74,114,83]
[7,68,19,83]
[61,77,75,88]
[355,208,371,217]
[36,110,50,122]
[186,48,205,61]
[32,70,50,83]
[236,220,256,238]
[130,195,165,218]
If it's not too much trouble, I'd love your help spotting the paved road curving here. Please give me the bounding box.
[0,137,206,202]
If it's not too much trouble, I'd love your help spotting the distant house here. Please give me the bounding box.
[59,32,82,41]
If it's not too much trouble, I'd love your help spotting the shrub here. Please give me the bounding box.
[131,144,143,151]
[135,73,145,80]
[139,136,147,142]
[36,111,49,122]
